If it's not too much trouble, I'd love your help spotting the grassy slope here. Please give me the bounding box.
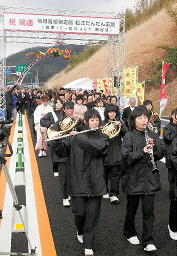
[46,9,177,115]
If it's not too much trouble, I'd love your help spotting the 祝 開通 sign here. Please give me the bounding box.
[4,12,120,36]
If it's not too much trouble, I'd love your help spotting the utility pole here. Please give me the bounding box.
[34,70,39,88]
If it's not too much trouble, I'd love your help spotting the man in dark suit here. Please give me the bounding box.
[122,98,136,129]
[18,89,27,114]
[5,85,15,121]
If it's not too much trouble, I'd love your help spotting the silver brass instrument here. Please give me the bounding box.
[46,120,121,142]
[144,127,158,173]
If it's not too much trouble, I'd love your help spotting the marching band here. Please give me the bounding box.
[3,87,177,256]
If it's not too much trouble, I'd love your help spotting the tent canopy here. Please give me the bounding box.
[64,78,93,90]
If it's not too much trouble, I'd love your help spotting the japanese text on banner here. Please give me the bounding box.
[123,67,138,98]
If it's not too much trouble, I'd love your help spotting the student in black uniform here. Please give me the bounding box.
[40,101,75,207]
[163,108,177,240]
[121,106,164,252]
[143,100,161,135]
[40,98,64,175]
[103,104,127,204]
[53,109,109,256]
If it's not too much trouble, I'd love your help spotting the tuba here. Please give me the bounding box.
[47,116,78,140]
[101,120,121,139]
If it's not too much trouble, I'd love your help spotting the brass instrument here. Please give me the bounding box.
[148,112,159,133]
[47,116,78,140]
[59,116,78,134]
[149,112,159,123]
[46,120,121,142]
[101,120,121,139]
[144,127,158,173]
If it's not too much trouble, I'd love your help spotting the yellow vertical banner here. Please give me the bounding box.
[123,67,138,98]
[95,77,114,95]
[136,81,145,104]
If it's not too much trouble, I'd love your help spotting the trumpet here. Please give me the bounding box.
[46,120,121,142]
[144,127,158,173]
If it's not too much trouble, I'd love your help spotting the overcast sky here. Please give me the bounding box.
[1,0,138,56]
[1,0,138,13]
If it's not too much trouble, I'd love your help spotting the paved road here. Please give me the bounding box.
[34,136,177,256]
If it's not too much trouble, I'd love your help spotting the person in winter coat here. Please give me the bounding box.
[143,100,161,135]
[121,106,164,252]
[53,109,109,256]
[103,104,127,204]
[40,101,75,207]
[34,95,57,157]
[40,98,64,175]
[122,97,136,129]
[5,85,14,122]
[163,108,177,240]
[12,92,19,120]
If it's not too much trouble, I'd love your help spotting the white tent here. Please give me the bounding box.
[64,78,94,90]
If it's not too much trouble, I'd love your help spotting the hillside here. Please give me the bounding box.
[46,9,177,115]
[6,45,85,85]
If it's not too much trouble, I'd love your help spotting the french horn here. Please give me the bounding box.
[101,120,121,139]
[47,116,78,140]
[59,116,78,133]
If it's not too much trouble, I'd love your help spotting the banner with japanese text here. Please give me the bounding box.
[92,77,117,95]
[136,81,145,104]
[122,67,138,98]
[4,12,120,36]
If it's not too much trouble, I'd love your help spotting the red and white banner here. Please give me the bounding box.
[160,62,170,115]
[4,12,120,36]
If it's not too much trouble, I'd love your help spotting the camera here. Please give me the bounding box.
[0,119,13,142]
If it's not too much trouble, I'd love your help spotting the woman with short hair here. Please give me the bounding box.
[121,106,164,252]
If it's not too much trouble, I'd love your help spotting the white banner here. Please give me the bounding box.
[4,12,120,36]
